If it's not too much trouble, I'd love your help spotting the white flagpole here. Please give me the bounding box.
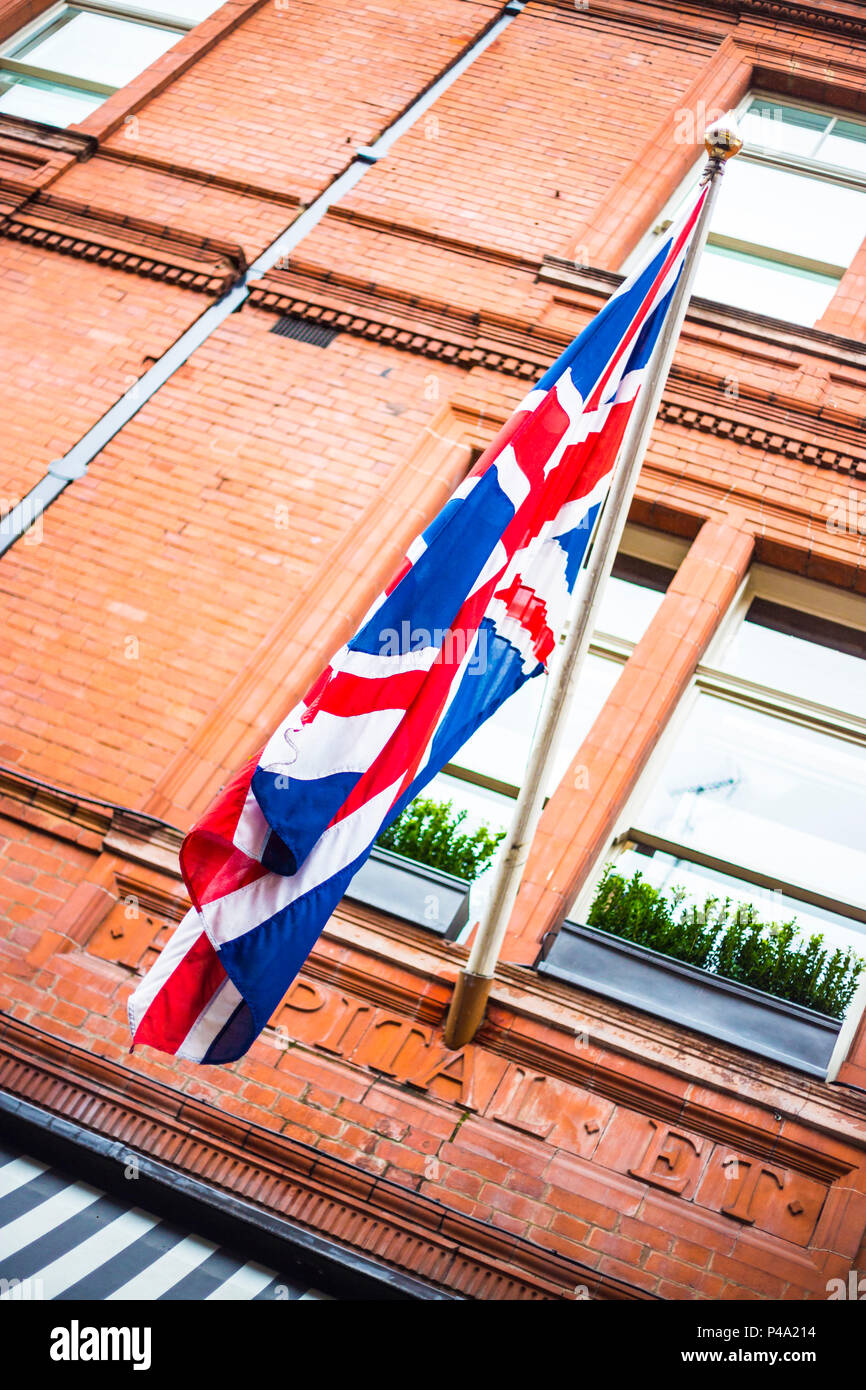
[444,119,743,1050]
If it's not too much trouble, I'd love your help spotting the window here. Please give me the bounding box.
[0,0,222,127]
[591,570,866,958]
[422,528,685,923]
[628,94,866,327]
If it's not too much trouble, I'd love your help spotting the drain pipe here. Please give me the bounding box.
[0,1,525,557]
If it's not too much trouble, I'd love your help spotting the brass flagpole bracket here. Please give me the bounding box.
[700,114,743,184]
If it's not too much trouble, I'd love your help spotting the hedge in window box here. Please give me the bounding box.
[345,798,505,937]
[375,797,504,881]
[586,865,864,1019]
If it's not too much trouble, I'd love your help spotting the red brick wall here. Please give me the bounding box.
[1,0,866,1299]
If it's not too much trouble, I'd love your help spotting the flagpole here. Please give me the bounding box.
[444,119,743,1050]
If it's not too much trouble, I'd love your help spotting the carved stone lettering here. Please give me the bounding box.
[354,1018,432,1076]
[695,1148,825,1246]
[283,979,328,1012]
[488,1066,555,1138]
[719,1156,785,1225]
[316,997,373,1056]
[628,1120,705,1194]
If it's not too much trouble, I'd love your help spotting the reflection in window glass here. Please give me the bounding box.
[644,95,866,327]
[721,599,866,712]
[711,159,866,268]
[0,73,102,123]
[453,653,622,800]
[0,1,223,129]
[711,160,866,267]
[693,247,838,324]
[596,554,671,643]
[740,102,829,158]
[822,119,866,174]
[641,693,866,911]
[13,12,178,87]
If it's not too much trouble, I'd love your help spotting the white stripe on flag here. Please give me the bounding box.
[200,777,403,948]
[127,907,206,1038]
[177,975,244,1061]
[260,706,406,782]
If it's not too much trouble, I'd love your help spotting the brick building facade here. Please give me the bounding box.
[1,0,866,1300]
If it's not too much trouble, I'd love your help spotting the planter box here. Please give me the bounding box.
[539,919,841,1077]
[345,846,470,939]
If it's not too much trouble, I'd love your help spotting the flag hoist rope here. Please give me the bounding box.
[443,119,743,1050]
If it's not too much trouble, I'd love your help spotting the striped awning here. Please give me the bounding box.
[0,1143,331,1301]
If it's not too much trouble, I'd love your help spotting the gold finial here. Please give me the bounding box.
[704,114,743,162]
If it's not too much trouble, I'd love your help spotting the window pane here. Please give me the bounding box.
[721,599,866,713]
[741,100,829,157]
[640,694,866,911]
[424,770,511,837]
[0,71,102,124]
[613,844,866,956]
[595,555,672,643]
[452,676,542,790]
[452,652,622,795]
[13,12,178,87]
[551,653,622,787]
[821,118,866,174]
[694,245,838,324]
[105,0,222,19]
[711,159,866,266]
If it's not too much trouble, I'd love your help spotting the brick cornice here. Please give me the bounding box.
[0,1015,648,1301]
[100,147,305,211]
[0,764,183,867]
[249,279,543,379]
[542,0,866,41]
[0,187,246,293]
[316,920,866,1179]
[250,267,866,478]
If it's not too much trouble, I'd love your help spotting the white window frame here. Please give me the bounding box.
[571,565,866,935]
[0,0,197,106]
[622,90,866,296]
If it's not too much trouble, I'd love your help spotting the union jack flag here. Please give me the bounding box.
[129,184,707,1063]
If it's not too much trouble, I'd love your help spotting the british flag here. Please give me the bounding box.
[128,184,707,1064]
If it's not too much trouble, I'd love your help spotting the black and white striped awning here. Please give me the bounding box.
[0,1143,330,1301]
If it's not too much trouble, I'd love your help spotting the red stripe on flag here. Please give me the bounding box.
[133,930,226,1056]
[587,190,705,412]
[180,753,269,911]
[311,666,426,718]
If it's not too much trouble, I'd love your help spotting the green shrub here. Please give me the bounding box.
[586,864,864,1020]
[376,797,505,882]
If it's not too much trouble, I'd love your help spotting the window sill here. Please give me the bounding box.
[0,108,96,158]
[539,918,841,1077]
[344,845,469,939]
